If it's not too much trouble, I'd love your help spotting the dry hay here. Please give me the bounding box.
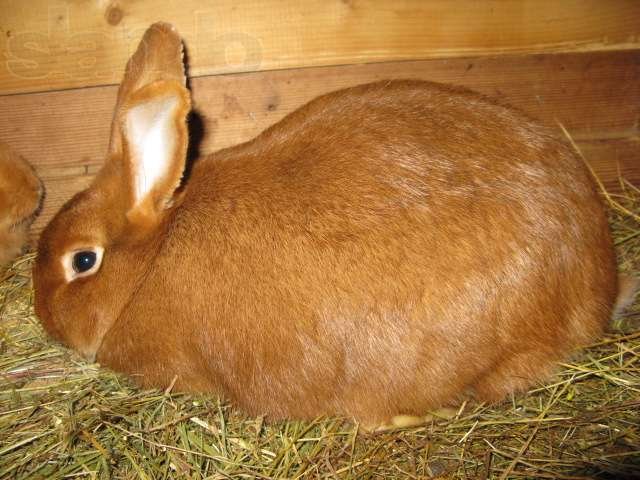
[1,183,639,479]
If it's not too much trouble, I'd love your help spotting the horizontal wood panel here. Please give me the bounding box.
[1,0,639,95]
[2,51,638,169]
[187,50,640,151]
[0,51,637,235]
[578,137,640,192]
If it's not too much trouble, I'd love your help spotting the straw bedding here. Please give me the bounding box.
[1,183,639,479]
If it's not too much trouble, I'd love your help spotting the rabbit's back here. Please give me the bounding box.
[194,80,601,237]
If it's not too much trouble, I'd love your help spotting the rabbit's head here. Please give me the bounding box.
[34,23,191,360]
[0,142,42,266]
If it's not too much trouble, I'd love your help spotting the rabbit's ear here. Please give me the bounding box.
[108,22,190,227]
[117,80,190,226]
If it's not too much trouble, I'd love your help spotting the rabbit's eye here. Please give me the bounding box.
[73,251,96,273]
[62,247,104,282]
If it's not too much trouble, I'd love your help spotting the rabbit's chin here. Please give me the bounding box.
[81,350,97,363]
[75,310,112,364]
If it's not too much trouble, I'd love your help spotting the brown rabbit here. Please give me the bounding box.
[0,142,42,266]
[34,23,625,426]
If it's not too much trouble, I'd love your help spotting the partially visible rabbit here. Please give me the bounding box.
[34,23,627,427]
[0,142,42,266]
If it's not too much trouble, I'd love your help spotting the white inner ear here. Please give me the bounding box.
[125,95,179,206]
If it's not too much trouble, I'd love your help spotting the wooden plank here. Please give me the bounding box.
[0,51,638,235]
[1,0,639,95]
[0,84,115,170]
[186,50,640,152]
[2,50,638,170]
[578,137,640,192]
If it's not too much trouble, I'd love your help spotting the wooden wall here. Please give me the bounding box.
[0,0,639,236]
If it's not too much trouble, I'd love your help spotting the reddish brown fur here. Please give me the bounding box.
[0,142,42,266]
[34,23,618,425]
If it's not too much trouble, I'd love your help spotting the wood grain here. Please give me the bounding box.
[0,51,638,235]
[578,137,640,191]
[1,0,639,94]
